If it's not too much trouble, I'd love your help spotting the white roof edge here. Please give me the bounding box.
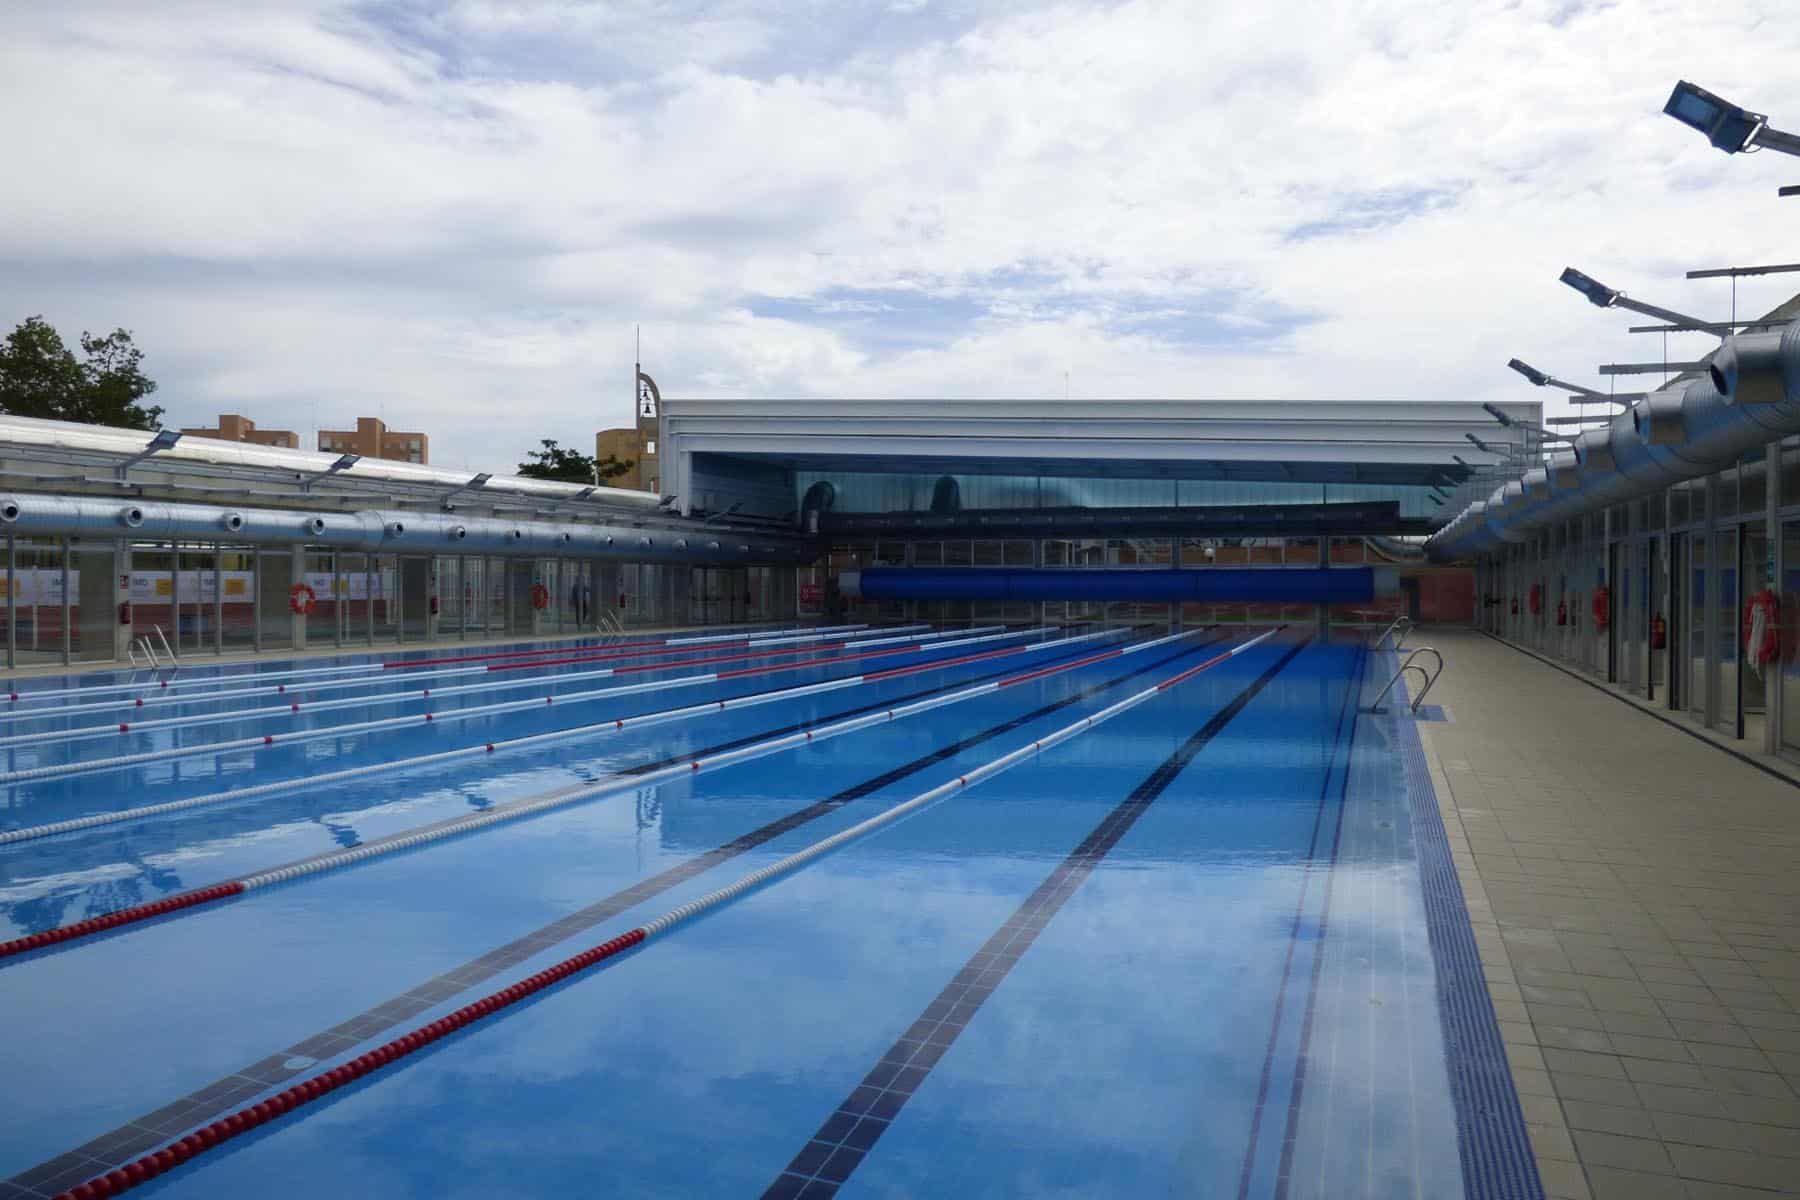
[0,414,662,508]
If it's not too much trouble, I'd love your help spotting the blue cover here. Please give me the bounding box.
[854,567,1376,603]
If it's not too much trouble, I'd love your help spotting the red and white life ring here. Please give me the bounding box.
[1744,588,1779,673]
[530,583,550,611]
[288,583,317,615]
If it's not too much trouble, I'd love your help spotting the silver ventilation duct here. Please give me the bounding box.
[1430,320,1800,559]
[0,494,815,564]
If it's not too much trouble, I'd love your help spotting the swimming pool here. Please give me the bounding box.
[0,623,1539,1199]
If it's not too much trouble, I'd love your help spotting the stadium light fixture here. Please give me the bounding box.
[1507,357,1615,399]
[1664,81,1800,157]
[1558,268,1713,332]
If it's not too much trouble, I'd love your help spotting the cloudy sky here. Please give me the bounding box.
[3,0,1797,470]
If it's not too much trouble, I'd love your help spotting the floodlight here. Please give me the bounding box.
[1663,81,1768,154]
[149,429,183,451]
[1481,403,1514,427]
[331,453,361,471]
[1561,268,1620,308]
[1558,267,1713,330]
[1507,358,1552,387]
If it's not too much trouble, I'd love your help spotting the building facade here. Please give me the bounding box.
[178,413,299,448]
[596,389,660,492]
[318,417,429,464]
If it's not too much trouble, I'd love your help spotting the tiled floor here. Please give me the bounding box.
[1414,628,1800,1199]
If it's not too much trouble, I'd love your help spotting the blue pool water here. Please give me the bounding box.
[0,623,1536,1199]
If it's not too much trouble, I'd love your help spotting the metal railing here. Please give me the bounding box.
[1372,615,1413,651]
[1366,646,1444,714]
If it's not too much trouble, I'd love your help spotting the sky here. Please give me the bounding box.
[2,0,1797,471]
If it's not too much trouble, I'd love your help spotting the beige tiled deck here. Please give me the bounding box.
[1414,627,1800,1199]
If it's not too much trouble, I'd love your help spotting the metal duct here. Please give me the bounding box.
[1429,320,1800,559]
[0,493,815,564]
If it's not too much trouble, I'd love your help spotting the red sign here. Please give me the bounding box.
[799,583,822,609]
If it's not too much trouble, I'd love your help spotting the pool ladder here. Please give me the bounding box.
[126,625,178,673]
[1371,615,1412,651]
[1365,646,1443,715]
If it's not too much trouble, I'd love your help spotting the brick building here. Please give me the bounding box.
[318,417,428,464]
[178,413,299,448]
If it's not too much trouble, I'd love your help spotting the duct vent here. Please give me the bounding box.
[119,506,145,529]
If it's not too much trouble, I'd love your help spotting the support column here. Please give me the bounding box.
[1767,447,1782,755]
[291,545,308,650]
[113,537,133,661]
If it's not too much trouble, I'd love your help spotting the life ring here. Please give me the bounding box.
[288,583,317,615]
[1592,586,1610,631]
[1743,588,1779,673]
[530,583,550,611]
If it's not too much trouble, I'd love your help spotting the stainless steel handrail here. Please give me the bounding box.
[153,624,176,665]
[1373,615,1413,651]
[1366,646,1444,714]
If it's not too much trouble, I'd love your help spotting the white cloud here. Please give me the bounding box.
[0,0,1795,467]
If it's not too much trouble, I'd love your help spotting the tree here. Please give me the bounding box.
[0,316,163,430]
[516,438,634,484]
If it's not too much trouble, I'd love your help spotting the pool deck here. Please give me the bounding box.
[1417,627,1800,1199]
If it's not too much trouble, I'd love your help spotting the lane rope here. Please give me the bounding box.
[0,628,1163,960]
[43,626,1280,1200]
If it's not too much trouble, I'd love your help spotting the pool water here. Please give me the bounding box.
[0,623,1536,1199]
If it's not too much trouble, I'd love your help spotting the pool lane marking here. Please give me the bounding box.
[1271,645,1369,1199]
[761,631,1309,1200]
[1231,643,1366,1200]
[23,634,1238,1200]
[0,626,925,724]
[0,628,1131,848]
[377,623,876,670]
[0,626,992,749]
[0,628,1167,961]
[0,626,1077,786]
[0,621,825,707]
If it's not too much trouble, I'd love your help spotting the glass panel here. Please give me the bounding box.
[1783,519,1800,751]
[71,542,114,662]
[259,548,294,650]
[1743,524,1770,731]
[177,543,218,654]
[221,546,257,652]
[1684,535,1704,719]
[1715,528,1738,732]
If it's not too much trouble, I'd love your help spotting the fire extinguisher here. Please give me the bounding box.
[1651,614,1667,650]
[118,601,131,626]
[618,592,627,610]
[428,595,439,616]
[1510,596,1519,615]
[1556,599,1567,626]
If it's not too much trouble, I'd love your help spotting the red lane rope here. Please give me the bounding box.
[0,635,1076,961]
[995,645,1125,689]
[488,640,849,674]
[50,928,652,1200]
[382,638,684,670]
[859,642,1033,682]
[0,883,244,961]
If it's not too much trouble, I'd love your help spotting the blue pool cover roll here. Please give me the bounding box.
[849,567,1377,604]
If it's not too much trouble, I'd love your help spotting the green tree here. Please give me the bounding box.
[0,316,163,430]
[516,438,633,484]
